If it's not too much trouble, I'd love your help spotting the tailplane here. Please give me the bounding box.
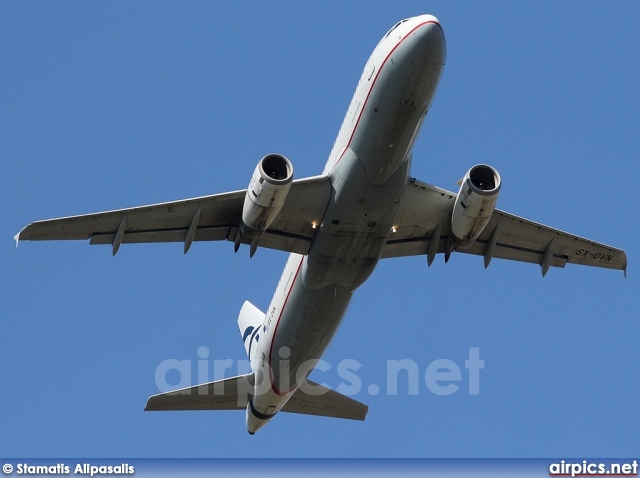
[145,376,368,422]
[144,300,368,431]
[282,379,368,421]
[144,374,254,411]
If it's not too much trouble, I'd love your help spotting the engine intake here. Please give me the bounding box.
[241,154,294,239]
[451,164,501,248]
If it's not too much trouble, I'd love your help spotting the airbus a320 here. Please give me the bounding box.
[15,15,627,434]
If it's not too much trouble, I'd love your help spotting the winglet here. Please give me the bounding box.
[13,231,20,249]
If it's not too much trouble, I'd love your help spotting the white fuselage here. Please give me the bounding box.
[246,15,446,433]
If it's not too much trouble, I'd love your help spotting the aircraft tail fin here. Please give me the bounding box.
[237,300,265,359]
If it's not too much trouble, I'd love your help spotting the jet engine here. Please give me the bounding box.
[451,164,501,249]
[240,153,294,240]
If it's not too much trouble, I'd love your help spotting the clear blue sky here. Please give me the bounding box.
[2,2,639,458]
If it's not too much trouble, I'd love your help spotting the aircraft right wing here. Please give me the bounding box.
[382,178,628,276]
[15,175,332,256]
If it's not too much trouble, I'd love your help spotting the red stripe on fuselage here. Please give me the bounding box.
[267,256,304,396]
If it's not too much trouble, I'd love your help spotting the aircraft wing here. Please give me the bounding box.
[382,178,628,276]
[14,175,331,256]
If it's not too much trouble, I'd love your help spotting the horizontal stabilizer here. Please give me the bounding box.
[145,376,368,421]
[145,374,253,411]
[283,379,368,421]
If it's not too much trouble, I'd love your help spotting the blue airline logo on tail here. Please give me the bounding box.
[242,326,260,360]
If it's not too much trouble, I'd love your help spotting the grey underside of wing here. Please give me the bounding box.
[15,175,332,256]
[144,374,253,411]
[145,376,368,421]
[280,379,368,421]
[381,178,627,272]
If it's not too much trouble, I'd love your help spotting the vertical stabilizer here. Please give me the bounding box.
[237,301,265,360]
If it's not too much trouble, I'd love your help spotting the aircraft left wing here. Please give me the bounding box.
[382,178,627,276]
[14,175,331,256]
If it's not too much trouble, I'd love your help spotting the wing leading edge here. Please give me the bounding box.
[382,178,627,276]
[15,175,332,257]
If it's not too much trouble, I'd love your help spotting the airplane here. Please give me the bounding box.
[14,14,627,434]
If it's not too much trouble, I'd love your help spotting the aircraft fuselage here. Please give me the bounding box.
[246,15,446,433]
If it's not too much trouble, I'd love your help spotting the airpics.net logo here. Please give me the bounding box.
[154,346,484,397]
[549,460,638,477]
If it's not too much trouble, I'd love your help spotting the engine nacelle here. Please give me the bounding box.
[241,154,294,239]
[451,164,501,249]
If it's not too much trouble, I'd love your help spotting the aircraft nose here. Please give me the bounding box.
[418,14,441,27]
[413,17,446,64]
[415,15,446,58]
